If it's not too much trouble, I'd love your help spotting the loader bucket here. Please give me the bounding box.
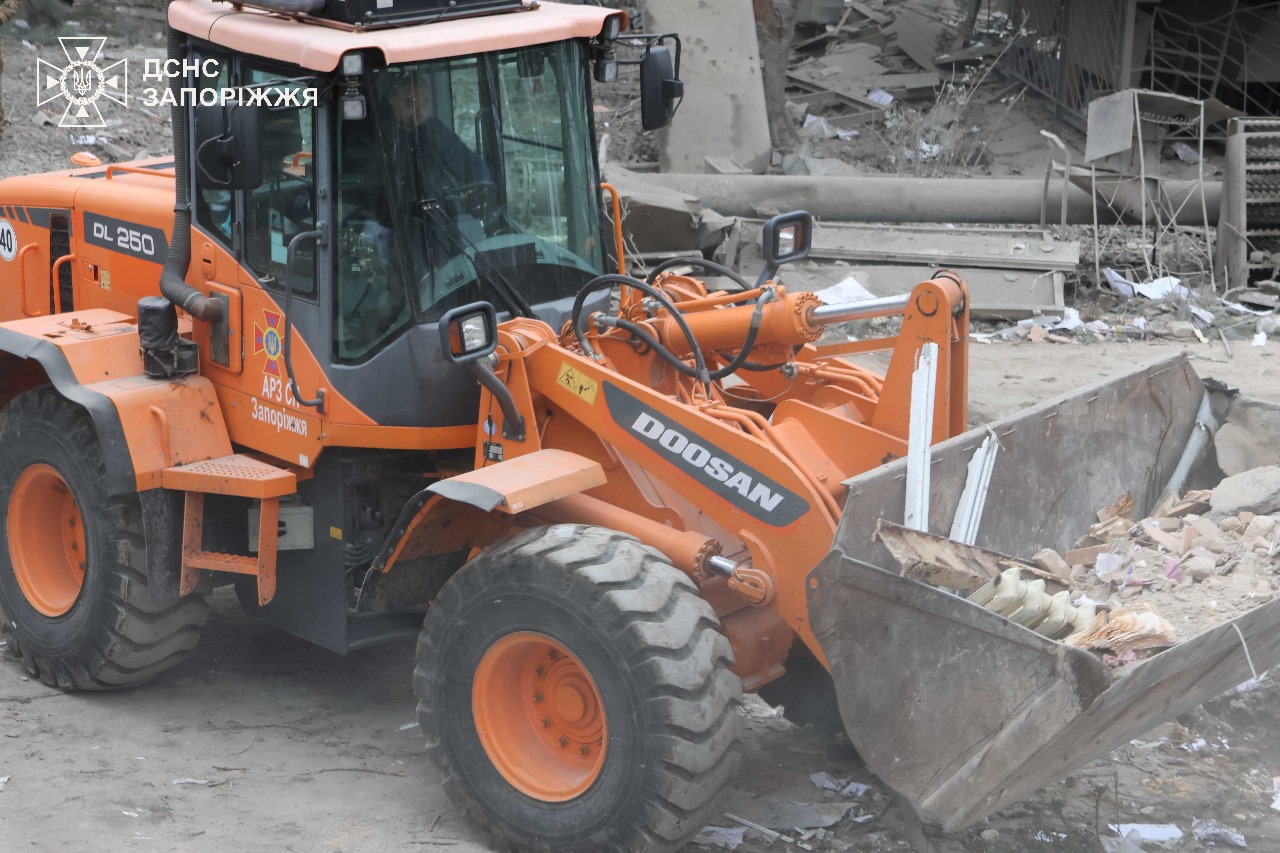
[808,353,1280,831]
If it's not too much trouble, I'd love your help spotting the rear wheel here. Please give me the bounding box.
[0,388,208,689]
[415,525,742,852]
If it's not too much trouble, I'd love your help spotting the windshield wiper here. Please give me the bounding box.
[419,201,535,319]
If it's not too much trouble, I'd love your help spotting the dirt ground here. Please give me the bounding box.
[1,339,1275,853]
[2,14,1280,853]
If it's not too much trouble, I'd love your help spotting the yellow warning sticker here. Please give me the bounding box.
[558,362,598,405]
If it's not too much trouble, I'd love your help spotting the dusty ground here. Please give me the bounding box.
[1,339,1275,853]
[2,17,1280,853]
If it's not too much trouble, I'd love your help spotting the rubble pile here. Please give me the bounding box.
[1010,478,1280,665]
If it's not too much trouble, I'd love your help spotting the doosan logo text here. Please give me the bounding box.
[630,412,786,513]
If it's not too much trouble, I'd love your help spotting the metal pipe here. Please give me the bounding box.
[809,294,912,325]
[627,172,1222,225]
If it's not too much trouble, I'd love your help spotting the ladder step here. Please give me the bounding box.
[163,454,296,498]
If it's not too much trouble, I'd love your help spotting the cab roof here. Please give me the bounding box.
[169,0,619,73]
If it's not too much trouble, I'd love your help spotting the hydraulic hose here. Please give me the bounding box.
[160,10,223,324]
[572,274,710,391]
[645,257,751,291]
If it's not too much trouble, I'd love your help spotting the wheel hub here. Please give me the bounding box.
[7,463,87,617]
[472,631,607,801]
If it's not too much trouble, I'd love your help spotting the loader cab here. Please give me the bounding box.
[189,34,608,428]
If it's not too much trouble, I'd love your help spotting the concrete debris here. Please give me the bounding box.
[1210,466,1280,520]
[819,264,1063,319]
[1216,396,1280,476]
[809,223,1080,272]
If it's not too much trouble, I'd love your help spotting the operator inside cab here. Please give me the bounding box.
[338,68,502,357]
[333,46,606,363]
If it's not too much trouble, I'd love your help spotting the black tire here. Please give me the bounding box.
[415,524,743,853]
[0,388,208,690]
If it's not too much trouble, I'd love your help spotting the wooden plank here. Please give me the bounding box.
[810,223,1081,271]
[873,71,942,97]
[787,70,890,111]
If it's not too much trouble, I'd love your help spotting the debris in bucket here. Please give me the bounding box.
[1191,817,1248,848]
[1063,603,1177,657]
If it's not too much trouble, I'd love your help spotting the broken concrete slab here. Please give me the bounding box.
[1215,395,1280,476]
[808,223,1081,272]
[605,168,733,256]
[810,265,1062,319]
[639,0,771,174]
[1209,465,1280,520]
[886,8,961,73]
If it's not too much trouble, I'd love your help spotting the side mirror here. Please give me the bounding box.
[194,104,264,190]
[757,210,813,286]
[440,302,498,363]
[639,44,683,131]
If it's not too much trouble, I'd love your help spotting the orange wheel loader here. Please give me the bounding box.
[0,1,1277,850]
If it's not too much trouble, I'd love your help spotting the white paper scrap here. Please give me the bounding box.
[1107,823,1183,842]
[692,826,745,849]
[866,88,894,106]
[1254,332,1268,348]
[818,276,878,305]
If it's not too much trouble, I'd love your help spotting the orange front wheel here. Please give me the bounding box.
[472,632,606,801]
[415,525,744,853]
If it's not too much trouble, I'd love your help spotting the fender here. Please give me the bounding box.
[354,450,607,613]
[0,309,234,599]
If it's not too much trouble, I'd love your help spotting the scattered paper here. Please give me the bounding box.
[1103,268,1136,298]
[397,722,419,731]
[172,778,210,786]
[1036,830,1069,842]
[1236,670,1268,693]
[809,772,869,798]
[692,826,745,849]
[1129,736,1169,749]
[851,813,876,824]
[1271,777,1279,813]
[1172,141,1201,164]
[1102,269,1188,301]
[840,781,870,797]
[818,276,878,305]
[1189,305,1216,327]
[866,88,894,107]
[0,776,8,793]
[1254,332,1268,348]
[1192,818,1247,848]
[1108,823,1183,842]
[801,113,858,141]
[1222,299,1272,316]
[1051,307,1084,331]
